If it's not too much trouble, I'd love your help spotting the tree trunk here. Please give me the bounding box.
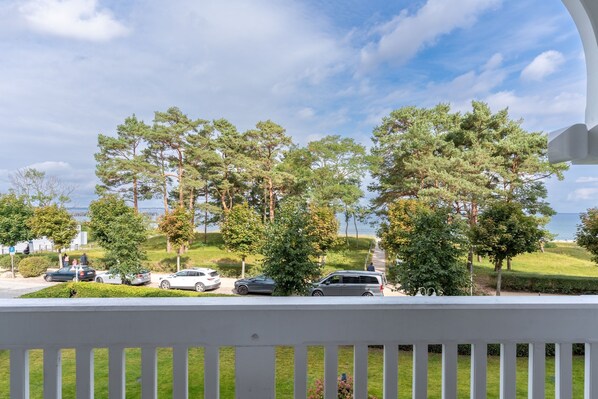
[353,214,359,240]
[345,211,349,241]
[176,249,181,272]
[133,176,138,213]
[178,152,184,207]
[507,257,512,271]
[268,178,275,222]
[204,185,208,244]
[467,247,474,296]
[495,260,503,296]
[263,184,268,224]
[241,256,246,279]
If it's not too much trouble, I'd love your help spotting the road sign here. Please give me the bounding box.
[9,246,15,256]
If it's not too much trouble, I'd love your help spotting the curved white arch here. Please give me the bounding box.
[549,0,598,164]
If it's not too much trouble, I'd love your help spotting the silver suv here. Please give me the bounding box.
[310,270,385,296]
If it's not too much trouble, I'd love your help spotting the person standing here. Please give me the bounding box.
[367,262,375,272]
[63,253,69,268]
[80,253,88,265]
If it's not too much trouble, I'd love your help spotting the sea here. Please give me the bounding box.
[68,208,582,241]
[339,212,582,241]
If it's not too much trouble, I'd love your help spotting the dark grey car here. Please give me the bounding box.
[310,270,385,296]
[234,275,276,295]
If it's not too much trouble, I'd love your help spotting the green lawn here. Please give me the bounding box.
[473,242,598,278]
[0,347,585,398]
[56,233,373,278]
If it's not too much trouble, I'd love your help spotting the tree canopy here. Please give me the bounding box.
[220,202,264,278]
[0,193,33,247]
[89,195,147,280]
[471,202,544,295]
[28,205,77,266]
[388,206,469,296]
[262,200,320,296]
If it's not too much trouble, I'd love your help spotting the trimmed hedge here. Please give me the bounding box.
[18,256,52,277]
[21,282,231,298]
[397,343,586,357]
[489,272,598,295]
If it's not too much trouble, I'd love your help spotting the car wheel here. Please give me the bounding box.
[96,277,104,283]
[195,282,205,292]
[311,290,324,296]
[44,275,52,282]
[237,285,249,295]
[160,280,170,290]
[362,292,374,296]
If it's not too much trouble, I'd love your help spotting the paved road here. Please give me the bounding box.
[0,271,240,298]
[0,274,51,298]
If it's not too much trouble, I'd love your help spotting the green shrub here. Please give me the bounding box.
[0,254,21,270]
[18,256,52,277]
[490,272,598,295]
[424,343,585,357]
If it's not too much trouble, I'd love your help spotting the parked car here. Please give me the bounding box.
[95,269,151,285]
[310,270,385,296]
[234,275,276,295]
[44,266,96,282]
[159,268,221,292]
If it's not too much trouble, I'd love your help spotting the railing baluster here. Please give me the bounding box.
[141,347,157,399]
[294,345,307,399]
[500,343,516,399]
[172,346,188,399]
[413,343,427,399]
[555,343,572,399]
[76,347,94,399]
[585,343,598,399]
[324,345,338,399]
[442,344,457,399]
[43,348,61,399]
[354,345,368,399]
[470,343,487,399]
[10,348,29,399]
[529,342,545,399]
[383,344,398,399]
[235,346,275,399]
[204,346,219,399]
[109,346,125,399]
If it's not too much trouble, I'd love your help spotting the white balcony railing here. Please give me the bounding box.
[2,296,598,399]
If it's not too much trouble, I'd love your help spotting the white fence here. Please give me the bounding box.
[1,296,598,398]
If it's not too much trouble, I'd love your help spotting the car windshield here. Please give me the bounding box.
[209,271,219,277]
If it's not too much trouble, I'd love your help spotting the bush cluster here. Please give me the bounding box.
[492,273,598,295]
[0,254,21,270]
[18,256,52,277]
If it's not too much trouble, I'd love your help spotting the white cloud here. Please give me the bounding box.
[20,0,129,41]
[576,177,598,183]
[25,161,71,173]
[359,0,501,70]
[424,53,507,104]
[521,50,565,81]
[567,188,598,201]
[297,108,315,119]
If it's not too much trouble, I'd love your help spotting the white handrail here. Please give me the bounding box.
[2,296,598,398]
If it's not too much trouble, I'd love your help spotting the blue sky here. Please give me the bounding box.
[0,0,593,212]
